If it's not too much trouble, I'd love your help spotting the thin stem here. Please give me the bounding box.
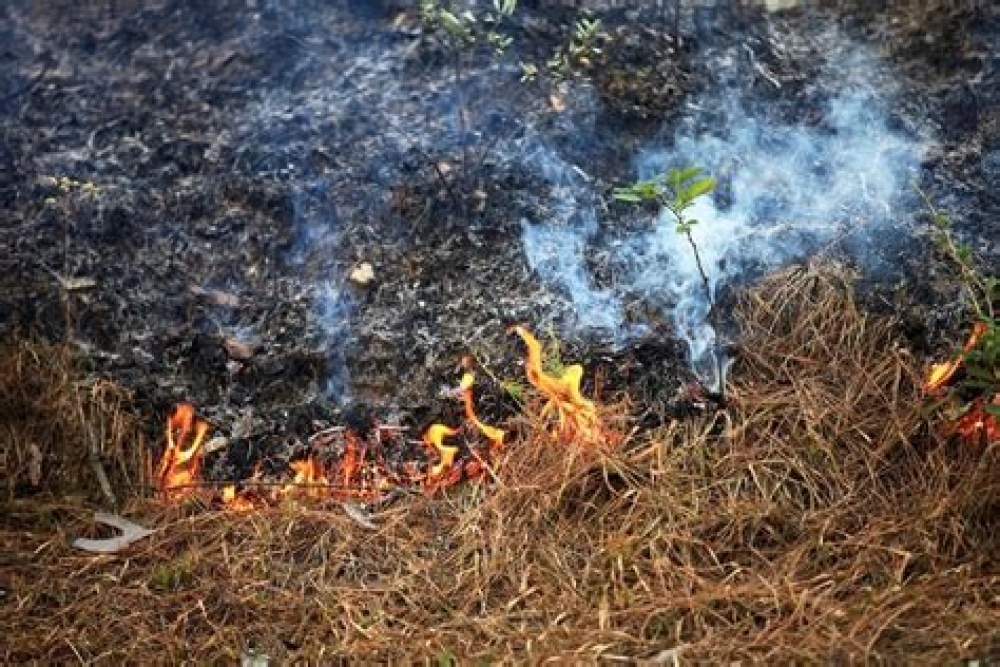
[669,203,726,401]
[916,184,994,319]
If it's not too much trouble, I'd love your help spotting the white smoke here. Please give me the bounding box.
[521,37,927,389]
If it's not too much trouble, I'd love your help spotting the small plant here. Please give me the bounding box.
[521,11,605,83]
[917,185,999,436]
[614,167,725,399]
[420,0,517,219]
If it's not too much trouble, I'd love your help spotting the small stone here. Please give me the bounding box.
[349,262,375,285]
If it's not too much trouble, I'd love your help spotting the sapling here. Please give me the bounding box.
[916,184,999,424]
[614,167,726,401]
[520,11,604,83]
[420,0,517,220]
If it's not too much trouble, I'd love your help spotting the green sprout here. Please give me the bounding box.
[615,167,725,399]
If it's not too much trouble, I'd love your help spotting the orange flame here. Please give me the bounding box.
[512,326,599,442]
[340,432,363,489]
[423,423,461,490]
[156,403,208,498]
[460,371,505,455]
[954,395,1000,443]
[924,321,988,393]
[284,457,330,501]
[155,324,605,506]
[222,484,255,511]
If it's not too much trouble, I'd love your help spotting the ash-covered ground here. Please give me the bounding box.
[1,1,996,459]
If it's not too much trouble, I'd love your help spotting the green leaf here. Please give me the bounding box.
[613,191,644,203]
[984,404,1000,418]
[959,379,999,391]
[438,10,469,39]
[687,176,716,200]
[670,166,702,185]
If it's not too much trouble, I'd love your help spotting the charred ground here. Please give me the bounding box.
[1,0,996,456]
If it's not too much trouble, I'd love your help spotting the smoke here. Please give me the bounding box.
[520,36,926,389]
[519,142,626,333]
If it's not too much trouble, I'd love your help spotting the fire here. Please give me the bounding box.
[460,371,505,455]
[284,457,330,501]
[423,423,461,490]
[156,403,208,498]
[954,395,1000,443]
[511,325,599,442]
[222,484,255,511]
[924,321,988,393]
[922,321,998,445]
[153,325,605,506]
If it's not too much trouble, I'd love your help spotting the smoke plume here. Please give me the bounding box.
[521,33,926,389]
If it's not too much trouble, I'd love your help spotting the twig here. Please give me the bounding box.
[0,59,51,106]
[683,230,726,402]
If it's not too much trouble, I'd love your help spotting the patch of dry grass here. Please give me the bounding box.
[0,338,147,504]
[2,268,997,663]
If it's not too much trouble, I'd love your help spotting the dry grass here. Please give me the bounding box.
[0,338,147,504]
[2,268,998,663]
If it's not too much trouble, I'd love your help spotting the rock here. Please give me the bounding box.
[349,262,375,286]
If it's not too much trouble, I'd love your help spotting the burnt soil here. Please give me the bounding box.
[1,1,997,470]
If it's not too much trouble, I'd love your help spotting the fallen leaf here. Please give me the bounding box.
[241,650,271,667]
[204,436,228,455]
[223,338,254,360]
[72,512,155,554]
[549,92,566,112]
[44,267,97,291]
[190,286,241,308]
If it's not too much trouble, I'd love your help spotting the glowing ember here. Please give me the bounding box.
[512,325,599,442]
[156,403,208,498]
[222,484,255,511]
[924,321,988,393]
[954,395,1000,443]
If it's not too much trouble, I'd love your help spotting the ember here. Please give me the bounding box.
[953,396,1000,442]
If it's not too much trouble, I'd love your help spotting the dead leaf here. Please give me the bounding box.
[204,436,228,455]
[190,286,241,308]
[549,92,566,112]
[60,276,97,291]
[223,338,254,360]
[72,512,155,554]
[44,267,97,291]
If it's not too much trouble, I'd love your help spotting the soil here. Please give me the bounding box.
[1,1,996,472]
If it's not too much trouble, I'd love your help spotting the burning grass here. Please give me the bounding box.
[2,268,998,663]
